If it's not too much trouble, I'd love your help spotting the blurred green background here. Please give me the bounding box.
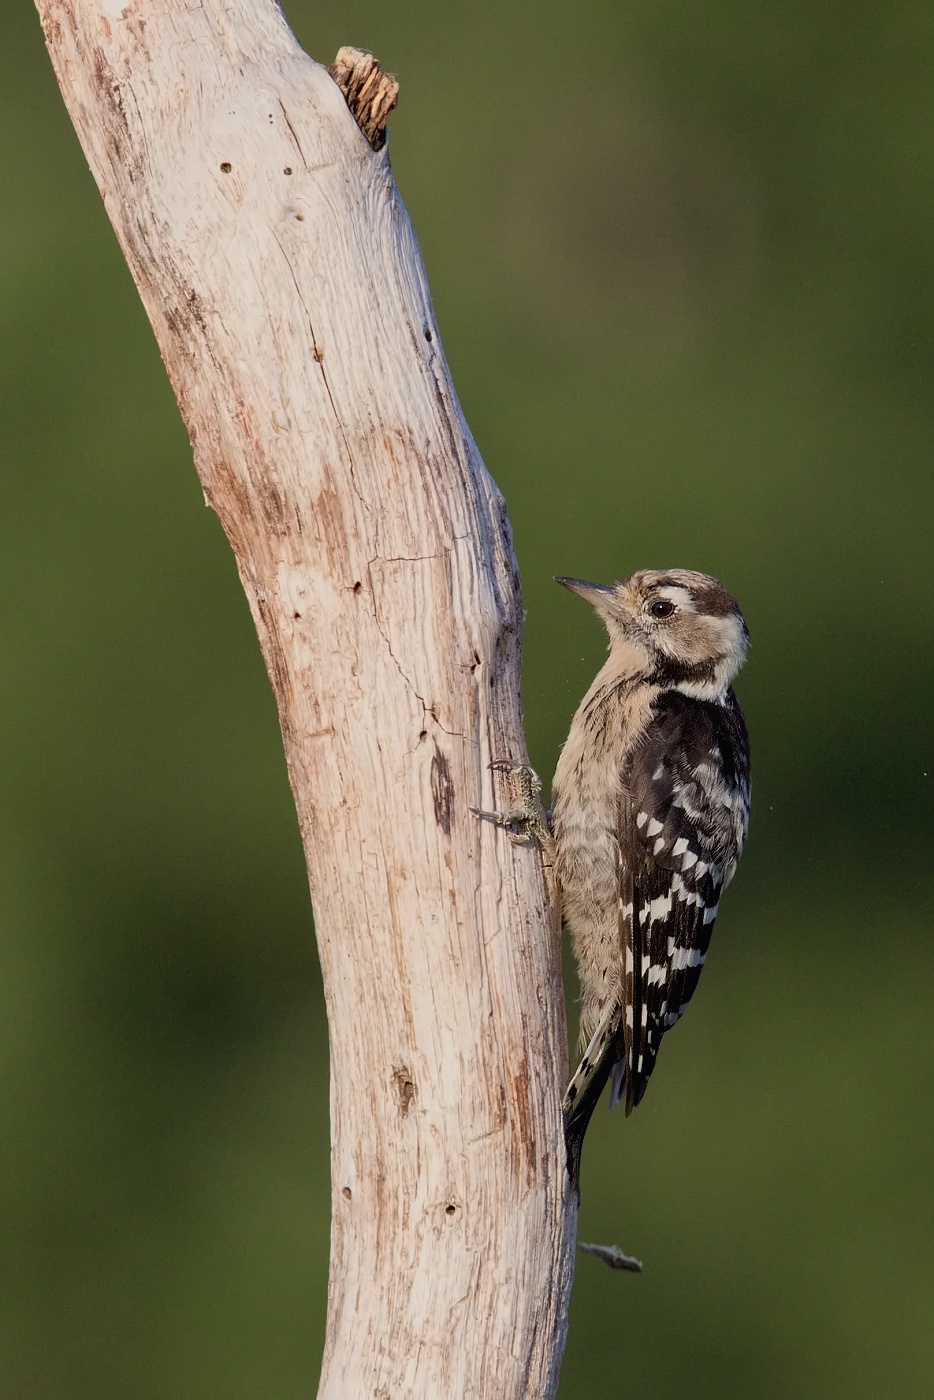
[3,1,933,1395]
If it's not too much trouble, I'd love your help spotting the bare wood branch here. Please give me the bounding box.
[34,1,576,1393]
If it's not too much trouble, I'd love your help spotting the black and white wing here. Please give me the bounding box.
[616,688,750,1113]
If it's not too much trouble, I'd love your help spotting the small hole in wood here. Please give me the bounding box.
[342,1186,352,1200]
[283,166,293,175]
[419,730,427,741]
[424,327,433,342]
[220,161,232,173]
[293,610,301,620]
[353,581,362,594]
[445,1203,456,1216]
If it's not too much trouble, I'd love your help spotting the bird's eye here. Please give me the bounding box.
[649,598,676,619]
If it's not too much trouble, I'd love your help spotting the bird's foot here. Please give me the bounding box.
[471,760,553,850]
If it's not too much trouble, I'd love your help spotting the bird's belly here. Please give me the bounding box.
[553,808,622,1039]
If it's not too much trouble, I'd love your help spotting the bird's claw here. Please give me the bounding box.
[472,760,553,848]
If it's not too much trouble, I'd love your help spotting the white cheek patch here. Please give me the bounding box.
[711,613,748,669]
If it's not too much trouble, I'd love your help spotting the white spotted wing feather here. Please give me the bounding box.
[615,688,750,1111]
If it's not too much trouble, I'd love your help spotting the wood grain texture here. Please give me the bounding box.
[35,1,576,1393]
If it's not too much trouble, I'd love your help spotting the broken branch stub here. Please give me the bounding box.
[327,45,399,150]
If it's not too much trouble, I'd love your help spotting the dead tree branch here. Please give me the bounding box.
[34,3,576,1393]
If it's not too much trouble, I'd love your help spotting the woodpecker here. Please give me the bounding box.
[553,569,750,1187]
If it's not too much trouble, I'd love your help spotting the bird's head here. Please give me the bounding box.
[555,568,748,700]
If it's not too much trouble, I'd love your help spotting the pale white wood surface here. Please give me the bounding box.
[35,2,577,1394]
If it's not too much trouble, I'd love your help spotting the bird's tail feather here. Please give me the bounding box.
[562,1003,623,1192]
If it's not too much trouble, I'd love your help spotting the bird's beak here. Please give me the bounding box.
[554,576,615,610]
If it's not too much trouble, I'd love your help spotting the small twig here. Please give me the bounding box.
[579,1241,643,1273]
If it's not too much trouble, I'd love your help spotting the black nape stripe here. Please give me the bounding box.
[650,657,717,688]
